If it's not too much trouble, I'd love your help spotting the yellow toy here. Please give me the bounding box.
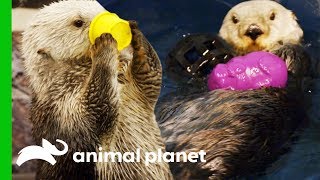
[89,11,132,50]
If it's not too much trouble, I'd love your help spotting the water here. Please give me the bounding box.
[100,0,320,179]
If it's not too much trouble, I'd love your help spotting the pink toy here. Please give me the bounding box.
[208,51,288,90]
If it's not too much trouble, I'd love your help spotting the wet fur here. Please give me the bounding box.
[157,1,310,179]
[157,88,305,179]
[22,1,172,179]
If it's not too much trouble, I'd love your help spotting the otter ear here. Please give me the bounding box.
[37,48,47,55]
[37,48,52,59]
[291,11,298,21]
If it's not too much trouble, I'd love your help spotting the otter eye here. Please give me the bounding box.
[270,12,276,20]
[73,20,84,28]
[232,16,239,24]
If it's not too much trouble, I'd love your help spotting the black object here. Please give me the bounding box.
[166,34,234,80]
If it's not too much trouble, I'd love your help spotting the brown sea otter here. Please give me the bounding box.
[21,1,172,179]
[157,1,310,179]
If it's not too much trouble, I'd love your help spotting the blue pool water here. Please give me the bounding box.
[100,0,320,179]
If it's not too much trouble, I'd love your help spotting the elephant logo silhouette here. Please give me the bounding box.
[16,139,68,166]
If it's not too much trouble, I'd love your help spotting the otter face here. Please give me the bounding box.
[219,0,303,54]
[22,0,105,63]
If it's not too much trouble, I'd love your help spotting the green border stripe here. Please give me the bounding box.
[0,0,12,179]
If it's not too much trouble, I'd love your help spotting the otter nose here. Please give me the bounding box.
[245,24,264,41]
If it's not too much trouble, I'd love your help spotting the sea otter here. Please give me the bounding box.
[21,1,172,179]
[219,0,310,81]
[157,1,310,179]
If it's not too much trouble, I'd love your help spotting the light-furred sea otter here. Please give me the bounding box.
[22,0,172,179]
[157,0,310,179]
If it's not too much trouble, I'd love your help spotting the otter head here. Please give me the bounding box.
[219,0,303,54]
[21,1,106,91]
[22,0,106,61]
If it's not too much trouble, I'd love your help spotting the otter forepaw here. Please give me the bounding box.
[90,33,118,58]
[272,44,310,77]
[129,21,150,73]
[129,20,139,30]
[130,21,146,53]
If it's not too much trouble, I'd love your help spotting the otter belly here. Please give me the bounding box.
[156,88,305,179]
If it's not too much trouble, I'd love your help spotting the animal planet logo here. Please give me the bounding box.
[16,139,68,166]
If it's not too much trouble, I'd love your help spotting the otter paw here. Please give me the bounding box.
[272,44,309,77]
[129,26,149,67]
[90,33,118,57]
[130,22,145,52]
[129,20,139,30]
